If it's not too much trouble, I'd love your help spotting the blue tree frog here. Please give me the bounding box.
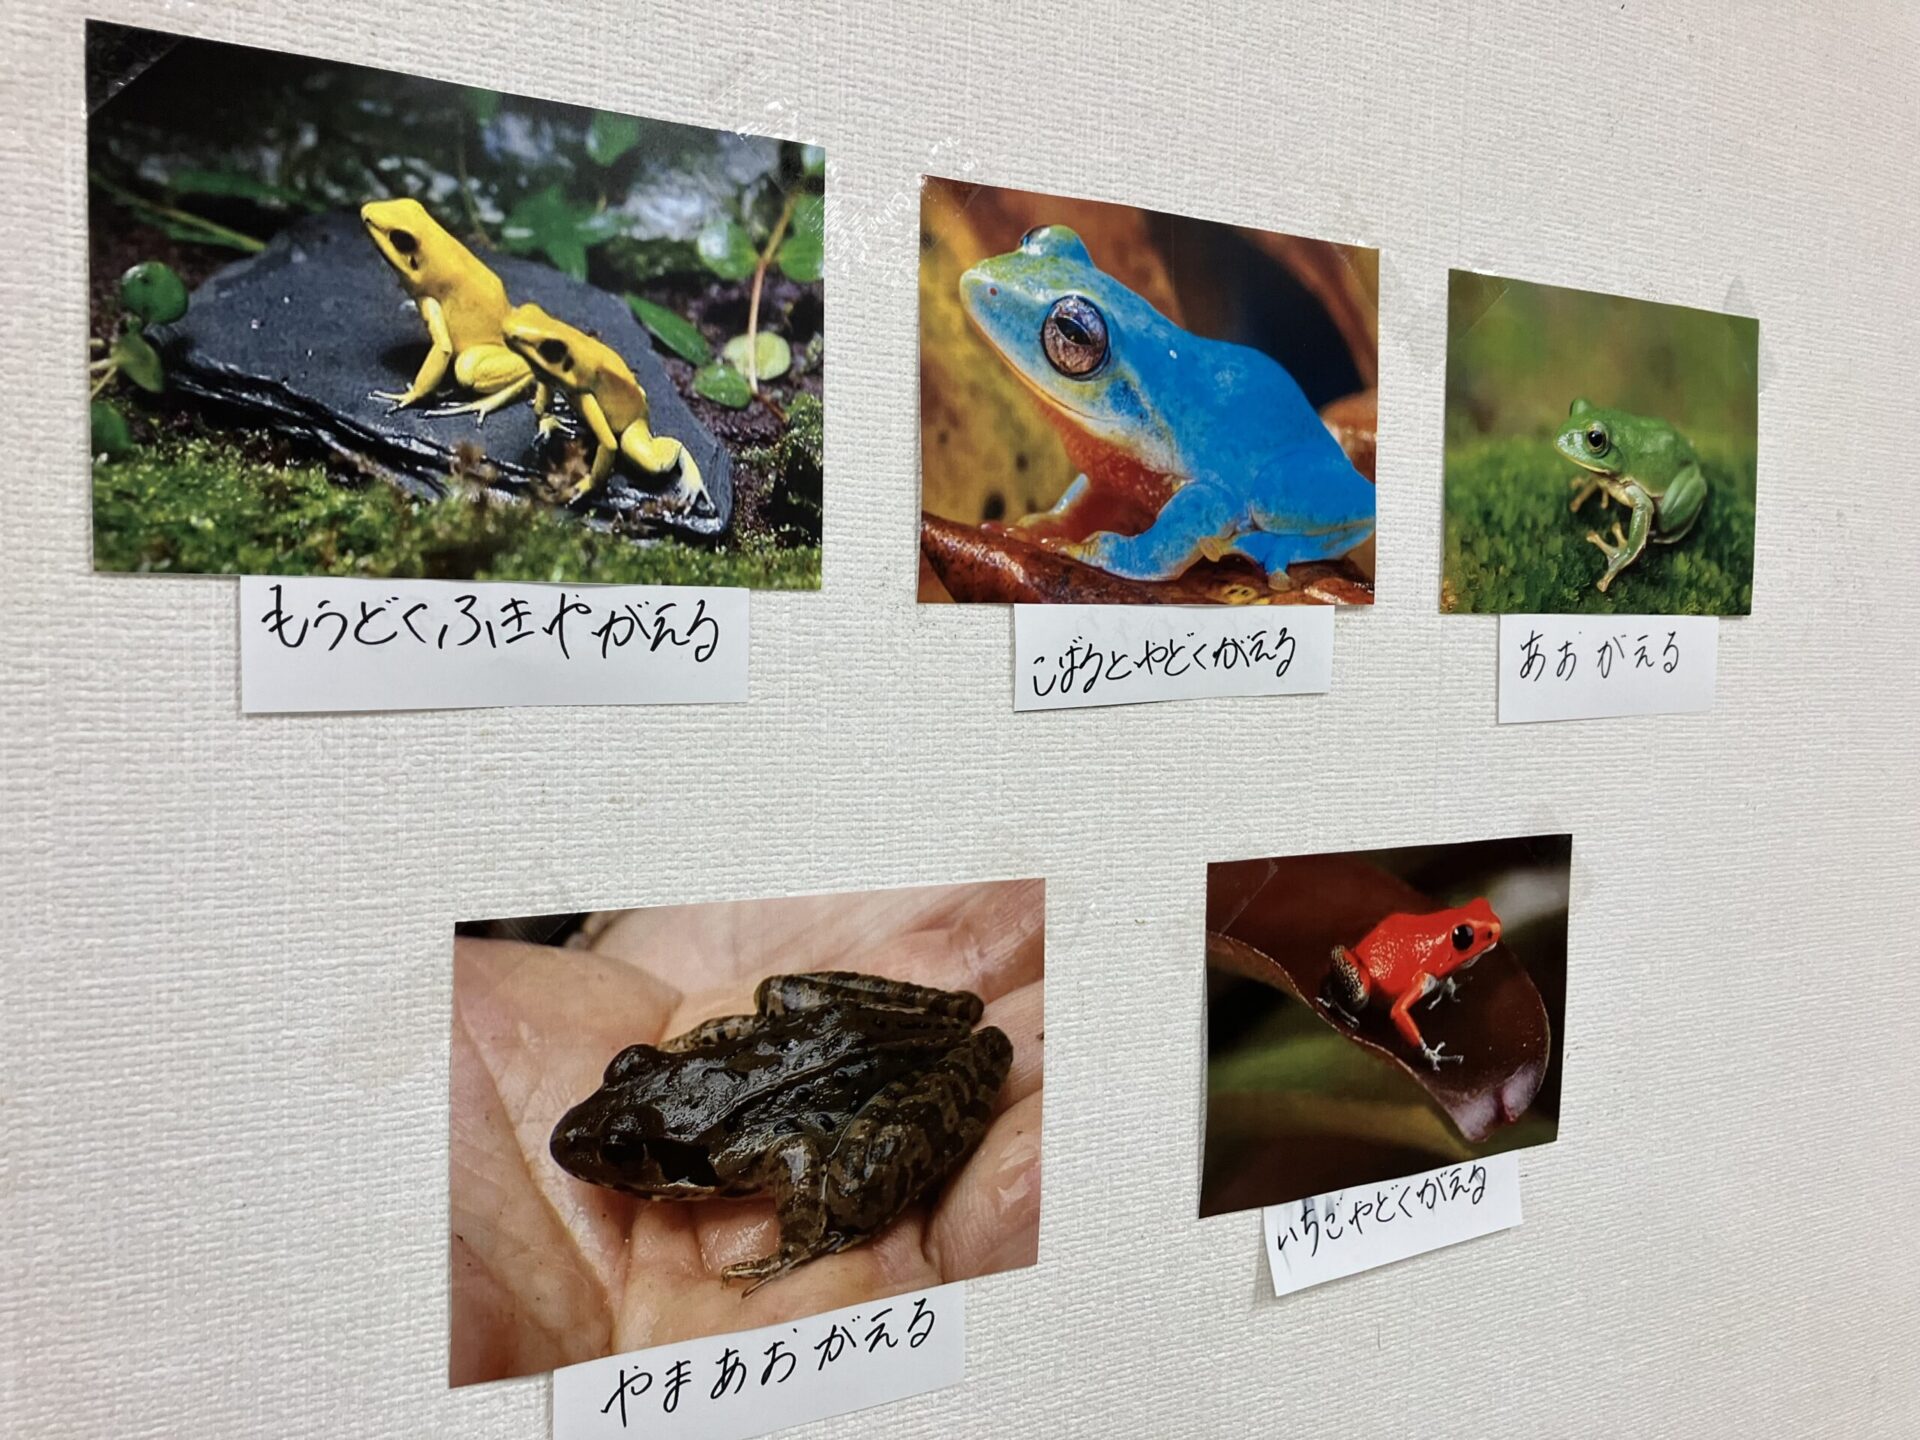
[959,226,1374,589]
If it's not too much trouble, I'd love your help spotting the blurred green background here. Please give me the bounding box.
[1442,273,1757,614]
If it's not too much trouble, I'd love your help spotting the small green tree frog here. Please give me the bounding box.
[959,226,1374,589]
[1557,399,1708,593]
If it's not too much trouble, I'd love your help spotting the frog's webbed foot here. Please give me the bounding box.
[1426,976,1466,1009]
[1420,1041,1465,1070]
[1569,475,1603,513]
[1585,520,1628,560]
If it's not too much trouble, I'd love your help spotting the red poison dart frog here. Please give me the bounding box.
[1320,900,1504,1069]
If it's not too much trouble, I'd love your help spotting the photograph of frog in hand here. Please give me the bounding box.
[1202,836,1569,1217]
[919,178,1378,606]
[1442,272,1757,613]
[86,22,823,588]
[449,880,1042,1386]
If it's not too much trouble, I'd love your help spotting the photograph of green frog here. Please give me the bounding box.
[919,177,1379,606]
[1442,271,1757,613]
[449,880,1043,1386]
[86,21,823,588]
[1201,835,1569,1218]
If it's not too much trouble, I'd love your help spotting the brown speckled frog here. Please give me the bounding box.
[550,972,1011,1288]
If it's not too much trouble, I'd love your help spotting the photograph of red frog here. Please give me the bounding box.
[1201,835,1569,1217]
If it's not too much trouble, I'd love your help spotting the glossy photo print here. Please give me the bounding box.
[449,880,1043,1386]
[1201,836,1569,1218]
[1442,272,1757,614]
[86,22,822,587]
[918,177,1377,605]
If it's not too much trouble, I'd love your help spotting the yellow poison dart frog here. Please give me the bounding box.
[502,303,710,514]
[359,198,547,423]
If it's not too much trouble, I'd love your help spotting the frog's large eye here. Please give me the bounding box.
[1452,923,1476,951]
[1585,424,1609,453]
[1042,295,1109,378]
[386,228,418,256]
[537,338,571,369]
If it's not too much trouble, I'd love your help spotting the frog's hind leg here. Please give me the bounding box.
[818,1027,1013,1251]
[423,345,535,422]
[1651,462,1708,544]
[758,973,984,1025]
[620,424,713,517]
[721,1026,1012,1292]
[1317,945,1370,1026]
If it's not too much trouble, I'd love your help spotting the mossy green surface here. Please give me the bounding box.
[92,436,819,588]
[1441,436,1755,615]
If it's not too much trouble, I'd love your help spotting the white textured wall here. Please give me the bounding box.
[4,1,1918,1436]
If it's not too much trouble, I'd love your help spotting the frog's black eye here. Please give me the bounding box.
[1586,425,1608,452]
[605,1043,656,1083]
[387,228,418,256]
[538,338,571,368]
[1452,923,1476,951]
[1042,295,1108,378]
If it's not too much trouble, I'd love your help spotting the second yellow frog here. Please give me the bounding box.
[504,304,710,514]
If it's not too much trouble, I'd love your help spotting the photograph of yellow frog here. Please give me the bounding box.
[86,22,823,588]
[918,177,1378,605]
[1201,835,1569,1217]
[1442,272,1757,614]
[449,880,1043,1386]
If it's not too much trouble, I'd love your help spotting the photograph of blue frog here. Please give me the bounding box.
[918,178,1378,606]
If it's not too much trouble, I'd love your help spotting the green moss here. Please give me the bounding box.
[91,435,819,588]
[1441,436,1754,615]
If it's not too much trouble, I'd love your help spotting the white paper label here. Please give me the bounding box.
[550,1283,965,1440]
[1497,613,1717,722]
[1013,604,1333,710]
[1263,1154,1522,1298]
[239,576,747,712]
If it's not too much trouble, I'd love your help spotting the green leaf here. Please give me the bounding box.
[626,296,712,366]
[696,218,757,281]
[170,169,316,211]
[462,87,502,124]
[693,362,753,408]
[119,261,188,326]
[722,331,791,382]
[112,330,165,393]
[777,193,824,281]
[776,232,822,284]
[800,144,826,179]
[587,111,643,167]
[90,401,133,460]
[501,184,615,280]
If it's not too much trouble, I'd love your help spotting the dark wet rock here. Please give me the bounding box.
[150,211,730,538]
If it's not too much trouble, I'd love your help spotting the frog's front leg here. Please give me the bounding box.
[571,391,625,499]
[1651,462,1707,544]
[1389,975,1462,1069]
[373,295,453,410]
[1569,473,1605,513]
[1062,480,1241,581]
[1586,482,1654,592]
[422,344,536,423]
